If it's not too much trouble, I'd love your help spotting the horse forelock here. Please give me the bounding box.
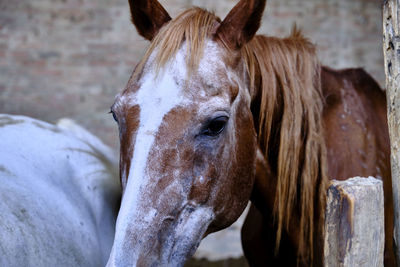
[132,7,221,81]
[242,29,329,264]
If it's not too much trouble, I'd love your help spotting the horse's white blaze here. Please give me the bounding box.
[108,49,189,266]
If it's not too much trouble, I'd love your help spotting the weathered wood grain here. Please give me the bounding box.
[324,177,384,267]
[383,0,400,264]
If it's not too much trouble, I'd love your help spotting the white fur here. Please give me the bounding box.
[0,114,120,266]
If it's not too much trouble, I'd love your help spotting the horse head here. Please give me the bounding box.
[107,0,266,266]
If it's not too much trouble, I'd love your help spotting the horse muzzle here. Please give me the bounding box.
[106,202,214,267]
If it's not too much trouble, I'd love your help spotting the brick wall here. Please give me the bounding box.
[0,0,384,151]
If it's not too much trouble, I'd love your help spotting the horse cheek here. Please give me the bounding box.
[231,105,257,210]
[212,105,257,229]
[189,147,219,204]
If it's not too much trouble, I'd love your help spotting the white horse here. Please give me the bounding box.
[0,114,120,267]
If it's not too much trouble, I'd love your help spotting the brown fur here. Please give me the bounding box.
[321,67,394,266]
[128,0,171,41]
[242,67,394,267]
[114,104,140,188]
[216,0,266,50]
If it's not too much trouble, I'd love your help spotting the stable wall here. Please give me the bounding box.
[0,0,383,152]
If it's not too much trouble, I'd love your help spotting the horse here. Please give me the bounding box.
[107,0,395,266]
[0,114,120,266]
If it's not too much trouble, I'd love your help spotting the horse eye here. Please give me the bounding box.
[109,110,118,123]
[203,116,228,136]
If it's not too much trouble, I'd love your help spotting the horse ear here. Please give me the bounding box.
[128,0,171,41]
[216,0,266,49]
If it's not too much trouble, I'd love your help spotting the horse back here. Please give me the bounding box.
[321,67,395,266]
[321,66,390,181]
[0,115,120,267]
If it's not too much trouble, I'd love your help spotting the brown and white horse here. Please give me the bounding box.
[107,0,395,266]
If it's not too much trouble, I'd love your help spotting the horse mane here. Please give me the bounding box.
[242,30,329,263]
[132,7,328,264]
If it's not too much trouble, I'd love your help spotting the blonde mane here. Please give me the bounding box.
[133,7,328,264]
[243,29,328,263]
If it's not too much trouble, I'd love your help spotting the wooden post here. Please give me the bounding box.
[383,0,400,263]
[324,177,384,267]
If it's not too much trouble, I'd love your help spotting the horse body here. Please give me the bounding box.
[0,115,120,266]
[242,66,394,266]
[108,0,395,266]
[321,67,390,182]
[322,67,394,266]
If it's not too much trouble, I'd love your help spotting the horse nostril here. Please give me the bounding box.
[186,206,195,213]
[163,215,175,222]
